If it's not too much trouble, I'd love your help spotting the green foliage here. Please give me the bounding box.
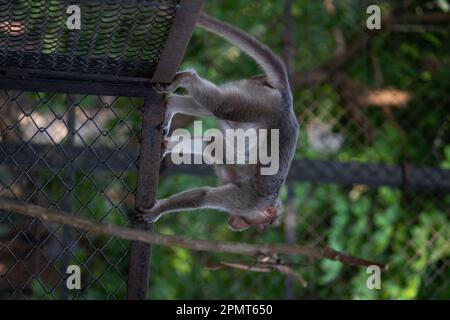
[19,0,449,299]
[147,0,450,299]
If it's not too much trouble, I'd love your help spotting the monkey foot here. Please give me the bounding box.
[152,83,175,93]
[152,70,196,93]
[139,213,160,223]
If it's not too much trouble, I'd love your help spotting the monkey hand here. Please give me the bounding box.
[137,211,162,223]
[136,205,162,223]
[152,70,197,93]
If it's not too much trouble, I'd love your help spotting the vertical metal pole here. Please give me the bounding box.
[60,97,76,300]
[127,90,165,299]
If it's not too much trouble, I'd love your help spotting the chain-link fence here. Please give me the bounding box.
[285,15,450,299]
[150,2,450,299]
[0,0,203,299]
[0,92,142,299]
[0,0,449,300]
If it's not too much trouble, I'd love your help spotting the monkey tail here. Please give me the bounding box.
[197,12,289,90]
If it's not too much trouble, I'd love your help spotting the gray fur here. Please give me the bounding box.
[139,13,299,231]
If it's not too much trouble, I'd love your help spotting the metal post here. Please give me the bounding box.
[127,0,203,299]
[127,90,165,299]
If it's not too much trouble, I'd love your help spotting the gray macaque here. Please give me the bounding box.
[138,13,299,231]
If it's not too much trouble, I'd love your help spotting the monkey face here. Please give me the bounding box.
[227,203,280,232]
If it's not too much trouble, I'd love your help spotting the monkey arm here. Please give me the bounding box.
[138,185,238,223]
[138,187,209,223]
[166,95,214,117]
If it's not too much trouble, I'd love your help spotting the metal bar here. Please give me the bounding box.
[288,160,402,187]
[0,61,156,96]
[127,91,165,300]
[0,76,151,97]
[164,161,450,192]
[0,67,153,84]
[287,160,450,191]
[151,0,204,83]
[2,141,450,192]
[0,142,138,173]
[0,57,156,80]
[126,0,203,299]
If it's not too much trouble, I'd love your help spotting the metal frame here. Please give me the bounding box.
[2,141,449,192]
[0,0,204,300]
[127,91,165,299]
[151,0,204,83]
[166,161,450,192]
[126,0,204,299]
[0,68,152,97]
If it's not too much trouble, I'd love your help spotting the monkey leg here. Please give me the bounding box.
[162,95,213,135]
[156,71,278,122]
[153,70,197,92]
[159,95,215,160]
[166,94,213,118]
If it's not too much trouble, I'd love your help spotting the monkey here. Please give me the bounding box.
[138,12,299,232]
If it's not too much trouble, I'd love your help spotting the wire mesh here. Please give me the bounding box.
[0,0,179,78]
[0,0,180,299]
[0,0,449,300]
[0,91,142,299]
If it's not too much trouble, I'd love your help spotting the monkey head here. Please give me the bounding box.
[228,199,282,232]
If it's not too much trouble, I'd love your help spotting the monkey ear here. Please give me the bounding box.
[228,215,250,231]
[262,205,277,218]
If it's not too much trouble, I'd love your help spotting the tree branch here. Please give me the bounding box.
[0,197,388,271]
[207,261,308,288]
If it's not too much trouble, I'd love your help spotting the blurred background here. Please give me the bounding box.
[1,0,449,299]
